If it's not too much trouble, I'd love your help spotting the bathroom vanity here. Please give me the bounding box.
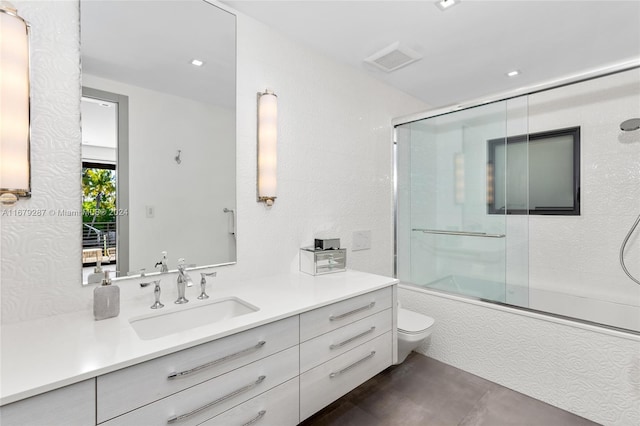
[0,271,398,425]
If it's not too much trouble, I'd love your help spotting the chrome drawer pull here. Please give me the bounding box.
[329,351,376,378]
[168,341,266,379]
[167,376,266,424]
[242,410,267,426]
[329,302,375,321]
[329,327,376,350]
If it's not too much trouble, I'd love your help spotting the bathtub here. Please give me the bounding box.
[419,275,640,333]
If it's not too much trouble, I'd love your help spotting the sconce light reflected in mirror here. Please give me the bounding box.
[0,2,31,206]
[257,89,277,207]
[486,162,495,206]
[454,152,465,204]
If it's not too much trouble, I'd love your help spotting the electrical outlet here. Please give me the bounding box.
[352,230,371,251]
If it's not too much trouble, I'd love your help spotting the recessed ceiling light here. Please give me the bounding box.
[191,59,204,67]
[507,70,520,77]
[435,0,460,11]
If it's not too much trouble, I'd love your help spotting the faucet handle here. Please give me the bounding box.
[198,272,216,300]
[140,279,164,309]
[155,251,169,273]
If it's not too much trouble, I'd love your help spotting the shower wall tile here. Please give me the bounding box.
[399,286,640,426]
[527,68,640,311]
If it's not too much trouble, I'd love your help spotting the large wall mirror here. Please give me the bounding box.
[80,0,236,285]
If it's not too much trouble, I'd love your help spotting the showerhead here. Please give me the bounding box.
[620,118,640,132]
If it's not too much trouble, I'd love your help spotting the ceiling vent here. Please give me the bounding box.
[364,42,422,73]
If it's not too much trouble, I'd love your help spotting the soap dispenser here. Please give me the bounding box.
[93,271,120,321]
[87,258,105,284]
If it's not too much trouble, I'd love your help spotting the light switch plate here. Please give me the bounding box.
[352,230,371,251]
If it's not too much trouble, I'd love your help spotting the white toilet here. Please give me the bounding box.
[396,307,435,364]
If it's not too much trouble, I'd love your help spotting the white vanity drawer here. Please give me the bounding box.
[299,332,393,421]
[102,346,298,426]
[200,377,299,426]
[0,380,95,426]
[300,308,392,373]
[97,316,298,423]
[300,287,392,341]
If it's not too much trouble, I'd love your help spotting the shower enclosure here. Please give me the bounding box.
[395,67,640,334]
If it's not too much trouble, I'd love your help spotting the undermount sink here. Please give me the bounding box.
[129,297,259,340]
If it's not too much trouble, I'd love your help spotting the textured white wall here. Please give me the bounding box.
[399,286,640,426]
[0,1,428,324]
[0,1,91,322]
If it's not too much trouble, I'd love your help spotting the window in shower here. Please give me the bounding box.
[487,126,580,215]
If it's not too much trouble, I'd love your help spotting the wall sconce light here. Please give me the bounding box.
[0,2,31,206]
[257,89,277,206]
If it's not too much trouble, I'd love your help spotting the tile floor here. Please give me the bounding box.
[301,353,599,426]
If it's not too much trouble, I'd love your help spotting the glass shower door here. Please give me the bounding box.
[396,101,511,302]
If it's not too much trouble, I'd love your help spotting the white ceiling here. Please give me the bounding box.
[81,0,236,108]
[225,0,640,108]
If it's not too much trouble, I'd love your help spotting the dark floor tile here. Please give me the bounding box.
[459,387,600,426]
[351,385,432,425]
[385,354,495,424]
[303,353,597,426]
[300,400,383,426]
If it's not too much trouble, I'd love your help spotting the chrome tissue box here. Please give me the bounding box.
[300,247,346,275]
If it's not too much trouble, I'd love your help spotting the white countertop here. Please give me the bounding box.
[0,270,397,405]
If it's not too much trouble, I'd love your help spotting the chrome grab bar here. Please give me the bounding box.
[412,228,505,238]
[167,376,266,424]
[167,341,266,379]
[223,208,236,237]
[242,410,267,426]
[329,351,376,378]
[330,327,376,350]
[329,302,376,321]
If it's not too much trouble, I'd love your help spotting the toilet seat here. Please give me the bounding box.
[398,308,434,334]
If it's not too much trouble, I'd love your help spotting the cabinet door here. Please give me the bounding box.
[0,380,95,426]
[300,287,392,341]
[102,347,298,426]
[300,332,392,421]
[300,308,392,373]
[200,378,299,426]
[97,316,298,422]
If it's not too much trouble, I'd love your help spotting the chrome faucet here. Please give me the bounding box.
[140,279,164,309]
[198,272,216,300]
[175,258,193,304]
